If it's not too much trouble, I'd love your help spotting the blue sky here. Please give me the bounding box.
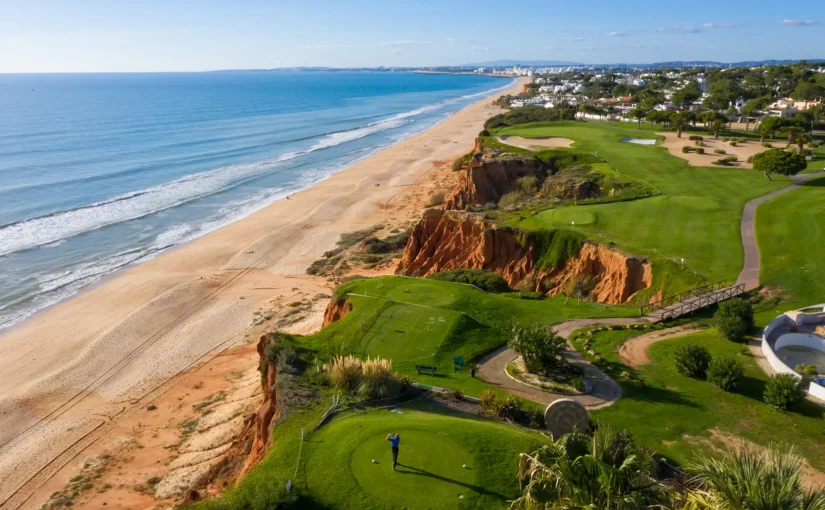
[1,0,824,72]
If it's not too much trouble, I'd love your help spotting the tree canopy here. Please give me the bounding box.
[752,148,807,176]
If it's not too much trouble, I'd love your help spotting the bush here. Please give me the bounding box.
[516,175,538,194]
[479,129,490,137]
[764,373,804,410]
[695,147,705,154]
[707,356,744,391]
[795,363,819,377]
[695,140,704,147]
[427,190,445,207]
[762,142,773,148]
[452,157,465,171]
[509,323,567,375]
[674,343,712,379]
[479,389,498,412]
[495,395,523,421]
[713,148,726,155]
[428,268,510,292]
[362,230,411,254]
[328,355,362,391]
[714,298,754,342]
[689,135,704,141]
[752,148,807,176]
[730,141,738,147]
[359,357,400,399]
[498,189,527,209]
[747,155,754,163]
[682,146,694,153]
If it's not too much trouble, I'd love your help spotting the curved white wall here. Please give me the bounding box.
[761,311,825,400]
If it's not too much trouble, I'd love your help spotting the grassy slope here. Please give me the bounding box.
[321,276,635,396]
[755,177,825,323]
[203,400,546,510]
[498,122,789,284]
[574,328,825,471]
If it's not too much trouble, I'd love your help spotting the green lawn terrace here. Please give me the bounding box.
[569,325,825,475]
[306,276,635,396]
[485,122,791,295]
[203,400,547,510]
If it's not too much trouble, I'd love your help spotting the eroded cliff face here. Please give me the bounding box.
[239,335,279,476]
[444,138,545,210]
[322,296,353,327]
[396,210,651,305]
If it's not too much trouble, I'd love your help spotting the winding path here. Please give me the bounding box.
[478,170,825,409]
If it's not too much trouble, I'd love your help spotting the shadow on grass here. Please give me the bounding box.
[801,176,825,187]
[620,383,700,408]
[395,463,507,499]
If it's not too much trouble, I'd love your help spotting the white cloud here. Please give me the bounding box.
[604,31,627,37]
[781,19,819,26]
[381,40,428,46]
[657,26,703,34]
[565,36,586,42]
[702,22,746,29]
[306,43,354,49]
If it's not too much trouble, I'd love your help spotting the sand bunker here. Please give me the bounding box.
[497,136,573,150]
[657,132,772,169]
[621,138,657,145]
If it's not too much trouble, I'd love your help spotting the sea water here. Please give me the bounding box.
[0,71,512,330]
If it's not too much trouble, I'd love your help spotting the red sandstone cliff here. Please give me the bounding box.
[395,210,651,304]
[323,297,353,327]
[239,335,279,476]
[444,138,545,210]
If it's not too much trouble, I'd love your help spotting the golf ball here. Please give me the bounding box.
[463,464,467,468]
[372,459,376,463]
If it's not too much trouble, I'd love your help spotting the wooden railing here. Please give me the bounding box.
[640,281,746,321]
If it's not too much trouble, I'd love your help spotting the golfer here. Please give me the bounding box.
[386,433,400,470]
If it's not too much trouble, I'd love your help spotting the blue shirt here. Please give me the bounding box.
[389,436,400,448]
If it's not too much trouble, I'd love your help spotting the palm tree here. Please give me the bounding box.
[511,427,662,510]
[683,443,825,510]
[792,132,812,152]
[672,113,686,138]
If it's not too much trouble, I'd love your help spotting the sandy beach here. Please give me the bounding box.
[0,77,526,509]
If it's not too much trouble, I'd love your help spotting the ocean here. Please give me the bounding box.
[0,71,511,331]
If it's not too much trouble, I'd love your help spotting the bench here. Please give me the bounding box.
[415,365,438,376]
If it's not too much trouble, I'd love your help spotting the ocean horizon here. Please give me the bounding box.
[0,71,513,331]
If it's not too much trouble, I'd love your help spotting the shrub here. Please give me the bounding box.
[707,356,744,391]
[674,343,712,379]
[795,363,819,377]
[752,148,807,176]
[516,175,538,194]
[359,357,400,399]
[763,373,804,410]
[747,155,754,163]
[695,140,704,146]
[479,389,498,412]
[689,135,704,141]
[509,323,567,374]
[498,190,527,209]
[714,149,726,155]
[730,141,738,147]
[762,141,773,148]
[714,298,755,342]
[427,190,445,207]
[682,146,694,153]
[495,395,522,421]
[479,129,490,137]
[428,268,510,292]
[695,147,705,154]
[362,229,411,254]
[452,157,464,171]
[328,355,362,391]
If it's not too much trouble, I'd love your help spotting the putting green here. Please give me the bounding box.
[537,208,597,226]
[385,281,457,307]
[359,303,460,361]
[351,430,475,506]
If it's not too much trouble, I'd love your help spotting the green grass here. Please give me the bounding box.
[755,177,825,323]
[578,328,825,471]
[496,122,789,283]
[319,276,635,396]
[205,400,547,509]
